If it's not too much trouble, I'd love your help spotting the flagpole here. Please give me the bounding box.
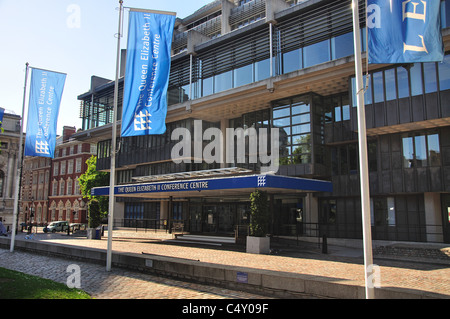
[10,62,29,252]
[106,0,123,272]
[351,0,374,299]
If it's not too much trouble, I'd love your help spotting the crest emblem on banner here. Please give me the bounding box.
[367,0,444,63]
[121,10,176,137]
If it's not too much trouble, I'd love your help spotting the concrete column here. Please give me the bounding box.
[221,0,235,35]
[304,193,319,237]
[424,192,443,243]
[5,152,15,198]
[220,118,228,168]
[187,30,211,55]
[265,0,290,24]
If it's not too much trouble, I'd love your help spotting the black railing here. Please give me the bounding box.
[275,222,446,244]
[115,219,169,232]
[113,218,446,244]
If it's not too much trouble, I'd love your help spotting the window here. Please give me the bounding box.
[427,134,441,166]
[60,161,66,175]
[52,181,58,196]
[303,39,330,68]
[424,62,438,93]
[331,32,354,60]
[385,69,397,101]
[74,179,80,195]
[75,158,82,173]
[68,160,73,175]
[255,58,271,81]
[274,96,312,165]
[332,95,350,122]
[59,180,65,196]
[67,179,72,195]
[402,132,441,168]
[53,163,59,176]
[214,70,232,93]
[234,64,253,87]
[283,48,302,74]
[373,71,384,103]
[371,197,396,226]
[439,54,450,90]
[410,63,423,96]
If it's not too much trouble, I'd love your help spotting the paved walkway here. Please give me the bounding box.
[0,246,267,299]
[1,230,450,299]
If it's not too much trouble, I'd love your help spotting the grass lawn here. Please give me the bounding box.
[0,267,92,299]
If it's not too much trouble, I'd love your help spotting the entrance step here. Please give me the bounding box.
[175,234,236,244]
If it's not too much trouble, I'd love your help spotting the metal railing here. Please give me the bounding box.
[274,222,446,244]
[113,219,447,244]
[114,219,169,233]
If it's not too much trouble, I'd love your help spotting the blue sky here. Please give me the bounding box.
[0,0,212,135]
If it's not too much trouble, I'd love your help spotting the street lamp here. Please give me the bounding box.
[27,197,34,234]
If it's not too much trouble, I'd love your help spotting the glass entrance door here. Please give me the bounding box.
[200,204,236,235]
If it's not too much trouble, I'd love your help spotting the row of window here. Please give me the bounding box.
[351,55,450,108]
[168,29,355,104]
[51,178,81,197]
[53,158,83,176]
[331,131,442,176]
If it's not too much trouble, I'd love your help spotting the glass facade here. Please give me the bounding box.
[351,54,450,107]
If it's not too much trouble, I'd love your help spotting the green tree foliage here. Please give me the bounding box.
[249,190,269,237]
[78,156,109,228]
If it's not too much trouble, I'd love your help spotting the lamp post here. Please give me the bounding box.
[28,197,34,234]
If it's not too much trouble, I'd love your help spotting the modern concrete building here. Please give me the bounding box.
[74,0,450,244]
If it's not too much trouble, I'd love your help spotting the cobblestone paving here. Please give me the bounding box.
[0,248,268,299]
[3,231,450,299]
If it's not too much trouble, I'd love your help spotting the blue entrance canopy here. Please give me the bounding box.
[91,174,332,198]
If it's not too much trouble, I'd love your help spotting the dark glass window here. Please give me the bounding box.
[402,132,441,168]
[303,40,330,68]
[331,32,354,60]
[234,64,253,87]
[202,76,213,96]
[410,63,423,96]
[424,63,438,93]
[373,71,384,103]
[273,96,312,165]
[214,70,232,93]
[283,48,302,74]
[438,54,450,90]
[397,66,410,98]
[255,58,271,81]
[385,69,397,101]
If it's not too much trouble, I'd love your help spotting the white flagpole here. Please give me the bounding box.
[10,62,29,252]
[351,0,375,299]
[106,0,123,272]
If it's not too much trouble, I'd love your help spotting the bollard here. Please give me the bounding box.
[322,234,328,254]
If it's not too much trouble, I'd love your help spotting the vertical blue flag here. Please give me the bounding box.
[121,10,176,137]
[0,107,4,124]
[367,0,443,63]
[24,68,66,158]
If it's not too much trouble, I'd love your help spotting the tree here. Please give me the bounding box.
[249,190,269,237]
[78,156,109,228]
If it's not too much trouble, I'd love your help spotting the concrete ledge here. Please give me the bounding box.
[0,237,446,299]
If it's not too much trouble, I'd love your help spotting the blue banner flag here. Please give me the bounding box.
[367,0,444,63]
[121,10,176,137]
[0,107,4,124]
[24,68,66,158]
